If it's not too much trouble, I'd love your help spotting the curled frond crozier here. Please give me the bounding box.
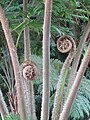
[22,61,39,80]
[52,35,76,120]
[57,35,74,53]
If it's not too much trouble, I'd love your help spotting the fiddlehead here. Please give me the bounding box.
[57,36,72,53]
[21,61,39,119]
[22,61,39,80]
[52,35,76,120]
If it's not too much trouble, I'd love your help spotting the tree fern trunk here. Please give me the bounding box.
[0,6,27,120]
[59,43,90,120]
[0,89,9,120]
[41,0,52,120]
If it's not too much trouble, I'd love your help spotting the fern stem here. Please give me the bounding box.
[59,44,90,120]
[52,36,76,120]
[41,0,52,120]
[0,6,27,120]
[0,89,9,120]
[22,0,36,119]
[24,27,31,61]
[66,19,90,95]
[20,75,36,120]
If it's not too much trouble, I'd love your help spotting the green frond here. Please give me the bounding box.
[5,114,20,120]
[69,77,90,120]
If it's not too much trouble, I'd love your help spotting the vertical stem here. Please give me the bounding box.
[41,0,52,120]
[23,0,31,61]
[0,89,9,120]
[24,28,31,60]
[59,44,90,120]
[0,6,27,120]
[22,0,36,120]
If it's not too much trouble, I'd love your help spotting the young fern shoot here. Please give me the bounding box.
[20,0,38,119]
[52,35,76,120]
[59,43,90,120]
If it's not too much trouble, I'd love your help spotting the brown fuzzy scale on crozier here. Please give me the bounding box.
[57,36,73,53]
[22,61,39,80]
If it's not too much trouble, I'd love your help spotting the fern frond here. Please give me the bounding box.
[69,77,90,120]
[5,114,20,120]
